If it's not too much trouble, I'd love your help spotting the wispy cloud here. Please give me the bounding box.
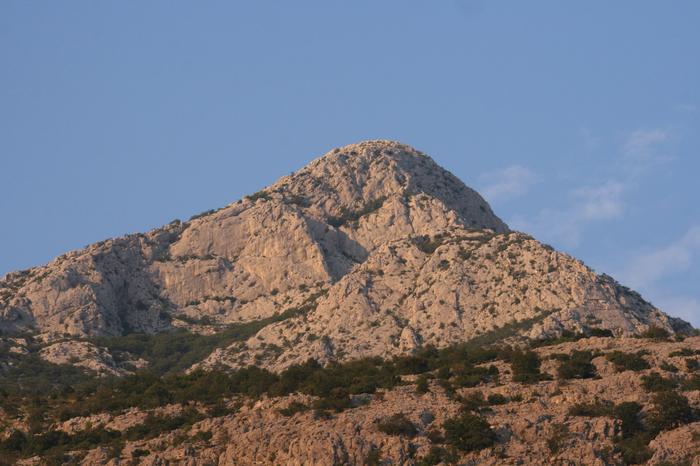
[613,225,700,326]
[573,181,625,221]
[510,180,625,247]
[619,128,673,178]
[620,225,700,289]
[510,127,673,247]
[622,128,669,158]
[479,165,539,203]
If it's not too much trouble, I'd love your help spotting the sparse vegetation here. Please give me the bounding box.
[245,190,271,202]
[443,412,496,452]
[568,400,614,417]
[605,351,650,372]
[640,372,677,392]
[376,413,418,437]
[556,351,597,380]
[508,349,545,383]
[327,197,386,227]
[412,234,447,254]
[640,326,671,341]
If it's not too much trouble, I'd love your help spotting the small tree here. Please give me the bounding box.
[557,351,596,380]
[510,349,543,383]
[443,413,496,452]
[605,351,650,372]
[377,413,418,437]
[648,391,694,432]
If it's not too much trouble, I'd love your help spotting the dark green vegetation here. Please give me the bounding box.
[442,412,496,453]
[506,349,546,383]
[96,292,324,376]
[327,196,386,228]
[245,190,271,202]
[376,413,418,437]
[0,408,206,466]
[0,307,695,464]
[554,350,597,379]
[568,390,699,464]
[640,326,671,341]
[605,351,651,372]
[641,372,678,392]
[0,316,542,462]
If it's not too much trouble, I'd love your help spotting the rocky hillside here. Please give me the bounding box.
[0,140,691,375]
[0,140,698,465]
[5,332,700,465]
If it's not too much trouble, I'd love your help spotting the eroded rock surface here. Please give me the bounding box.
[0,140,691,373]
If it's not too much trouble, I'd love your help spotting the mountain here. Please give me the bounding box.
[0,140,688,368]
[1,141,698,465]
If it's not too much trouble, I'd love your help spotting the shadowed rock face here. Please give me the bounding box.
[0,140,691,371]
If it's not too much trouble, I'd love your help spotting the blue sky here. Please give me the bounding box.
[1,1,699,325]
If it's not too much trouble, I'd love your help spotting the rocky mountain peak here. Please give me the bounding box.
[0,141,691,365]
[266,140,508,234]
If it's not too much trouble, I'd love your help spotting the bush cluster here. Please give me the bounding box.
[605,351,650,372]
[327,197,386,228]
[556,351,597,380]
[376,413,418,437]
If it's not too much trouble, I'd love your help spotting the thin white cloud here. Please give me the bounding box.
[510,180,626,247]
[479,165,539,203]
[573,181,625,221]
[622,129,669,157]
[620,225,700,289]
[620,129,673,179]
[609,225,700,325]
[511,127,672,247]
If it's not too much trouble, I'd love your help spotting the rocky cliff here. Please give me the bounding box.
[1,140,698,466]
[0,140,690,374]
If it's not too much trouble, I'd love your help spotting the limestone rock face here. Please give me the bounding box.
[0,140,692,373]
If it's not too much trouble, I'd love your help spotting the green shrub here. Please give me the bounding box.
[415,375,430,394]
[647,391,695,432]
[412,234,447,254]
[685,358,699,372]
[417,446,456,466]
[327,197,386,228]
[509,349,544,383]
[615,432,653,465]
[278,401,309,417]
[641,372,677,392]
[659,361,679,373]
[460,391,487,412]
[669,348,699,357]
[245,190,271,202]
[640,326,670,341]
[605,351,650,372]
[376,413,418,437]
[363,446,381,466]
[613,402,644,438]
[588,328,614,338]
[546,423,569,453]
[557,351,597,380]
[568,400,614,417]
[487,393,508,405]
[312,389,352,413]
[443,413,496,452]
[681,374,700,391]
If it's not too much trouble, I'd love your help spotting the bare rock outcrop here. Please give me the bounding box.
[0,140,692,373]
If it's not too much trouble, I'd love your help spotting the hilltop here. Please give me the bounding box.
[0,141,697,465]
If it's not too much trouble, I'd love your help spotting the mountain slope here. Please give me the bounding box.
[0,140,691,374]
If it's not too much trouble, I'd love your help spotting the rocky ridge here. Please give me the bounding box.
[0,140,691,375]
